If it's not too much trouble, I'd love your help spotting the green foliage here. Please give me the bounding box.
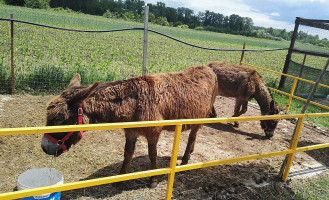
[152,16,169,26]
[122,11,135,21]
[194,26,204,31]
[293,174,329,200]
[0,57,10,93]
[24,0,50,9]
[22,65,66,93]
[103,10,119,19]
[4,0,24,6]
[177,24,189,29]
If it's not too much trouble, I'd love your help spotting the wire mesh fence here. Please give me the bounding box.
[0,16,291,95]
[281,60,329,98]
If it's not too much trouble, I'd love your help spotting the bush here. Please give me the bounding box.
[177,24,189,29]
[194,26,204,31]
[122,11,135,21]
[103,10,120,19]
[24,0,50,9]
[152,17,169,26]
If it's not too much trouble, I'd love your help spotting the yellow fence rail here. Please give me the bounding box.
[1,113,329,200]
[241,62,329,112]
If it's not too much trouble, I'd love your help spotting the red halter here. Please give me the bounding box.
[44,104,86,152]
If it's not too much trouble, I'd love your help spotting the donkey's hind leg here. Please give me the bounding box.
[181,125,201,165]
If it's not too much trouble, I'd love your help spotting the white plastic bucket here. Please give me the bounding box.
[18,168,64,200]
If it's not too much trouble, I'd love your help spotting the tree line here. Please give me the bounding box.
[3,0,329,47]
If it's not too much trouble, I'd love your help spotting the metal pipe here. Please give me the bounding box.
[239,43,246,65]
[10,14,15,94]
[166,124,182,200]
[142,6,149,76]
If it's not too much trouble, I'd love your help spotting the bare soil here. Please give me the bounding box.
[0,95,329,200]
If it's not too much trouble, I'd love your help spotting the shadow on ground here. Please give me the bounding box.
[61,155,295,200]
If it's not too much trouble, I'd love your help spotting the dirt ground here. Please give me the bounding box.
[0,94,329,199]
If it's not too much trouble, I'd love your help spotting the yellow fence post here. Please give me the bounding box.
[165,124,183,200]
[282,116,305,182]
[285,78,298,114]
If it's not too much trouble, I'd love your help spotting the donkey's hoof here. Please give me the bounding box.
[228,122,239,127]
[149,181,158,188]
[265,131,274,138]
[181,159,188,165]
[209,113,217,118]
[233,122,239,128]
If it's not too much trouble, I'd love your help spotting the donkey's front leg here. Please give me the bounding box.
[147,133,160,188]
[120,134,137,175]
[182,126,200,165]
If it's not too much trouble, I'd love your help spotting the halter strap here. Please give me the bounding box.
[261,120,276,132]
[44,104,86,152]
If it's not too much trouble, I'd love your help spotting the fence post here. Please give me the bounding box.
[285,78,298,114]
[281,116,305,181]
[280,58,329,178]
[239,43,246,65]
[10,14,15,94]
[165,124,182,200]
[278,17,300,89]
[142,6,149,76]
[295,54,307,95]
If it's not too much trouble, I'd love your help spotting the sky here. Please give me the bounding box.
[143,0,329,31]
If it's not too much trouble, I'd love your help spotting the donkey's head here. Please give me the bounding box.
[41,74,99,156]
[260,100,286,138]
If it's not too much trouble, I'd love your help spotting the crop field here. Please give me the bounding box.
[1,5,328,92]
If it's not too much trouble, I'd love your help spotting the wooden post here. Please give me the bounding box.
[278,17,301,89]
[239,43,246,65]
[142,6,149,76]
[10,14,15,94]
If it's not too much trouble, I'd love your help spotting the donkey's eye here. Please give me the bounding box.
[54,120,65,125]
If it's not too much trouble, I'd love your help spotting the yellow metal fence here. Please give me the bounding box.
[1,113,329,200]
[1,63,329,200]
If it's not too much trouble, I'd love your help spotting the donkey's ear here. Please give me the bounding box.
[280,104,288,112]
[73,82,100,102]
[270,100,276,110]
[67,73,81,89]
[63,82,100,104]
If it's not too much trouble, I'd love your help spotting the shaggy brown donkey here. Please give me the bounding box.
[208,61,286,137]
[41,65,218,188]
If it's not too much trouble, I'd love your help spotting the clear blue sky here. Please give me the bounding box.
[144,0,329,31]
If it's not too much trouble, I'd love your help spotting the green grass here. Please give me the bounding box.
[293,174,329,200]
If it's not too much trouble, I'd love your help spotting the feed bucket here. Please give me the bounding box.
[17,168,64,200]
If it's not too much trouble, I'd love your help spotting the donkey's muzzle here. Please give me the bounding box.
[265,130,274,138]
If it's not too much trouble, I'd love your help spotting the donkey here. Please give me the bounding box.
[41,65,218,188]
[208,61,286,137]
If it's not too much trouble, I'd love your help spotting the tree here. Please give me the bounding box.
[24,0,50,9]
[4,0,24,6]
